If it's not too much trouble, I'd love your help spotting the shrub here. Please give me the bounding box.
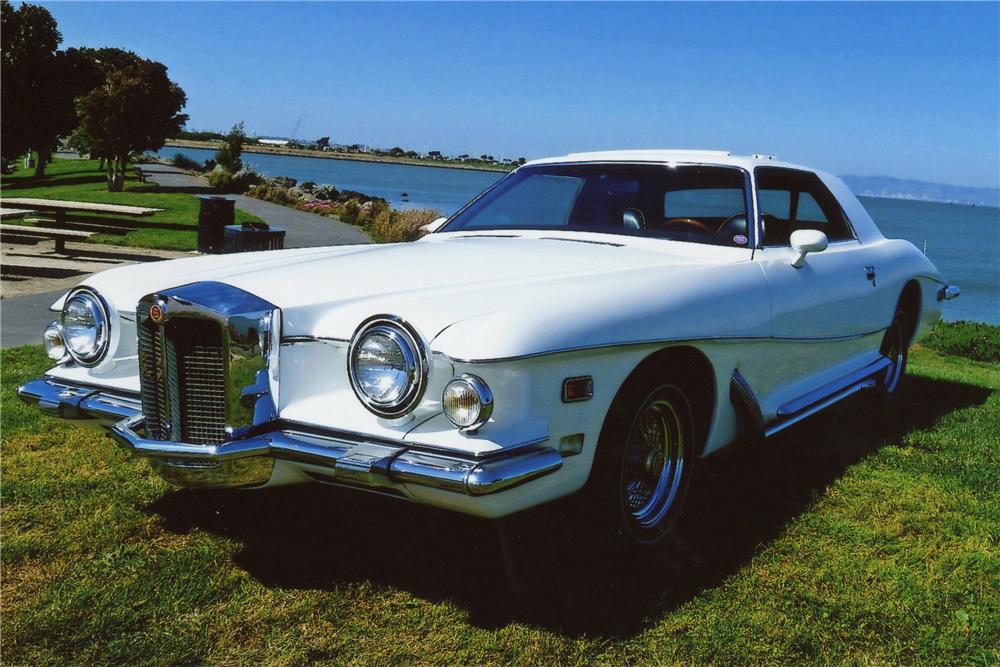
[921,320,1000,362]
[339,200,362,226]
[246,181,296,205]
[206,164,234,191]
[215,122,246,172]
[370,208,441,243]
[172,153,204,172]
[231,168,262,192]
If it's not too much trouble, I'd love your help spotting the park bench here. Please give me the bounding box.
[0,223,94,252]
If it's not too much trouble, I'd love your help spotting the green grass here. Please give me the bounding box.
[923,320,1000,363]
[0,158,263,251]
[2,323,998,664]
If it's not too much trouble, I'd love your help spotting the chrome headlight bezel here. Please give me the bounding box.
[60,287,111,366]
[347,315,428,418]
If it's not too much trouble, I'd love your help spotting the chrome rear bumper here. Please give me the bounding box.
[17,377,562,496]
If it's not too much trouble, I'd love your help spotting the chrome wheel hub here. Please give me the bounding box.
[882,319,905,394]
[621,396,686,529]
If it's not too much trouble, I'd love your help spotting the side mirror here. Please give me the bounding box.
[421,216,448,233]
[789,229,829,268]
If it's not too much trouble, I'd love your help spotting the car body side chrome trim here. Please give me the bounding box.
[762,356,890,438]
[776,356,891,417]
[432,328,889,364]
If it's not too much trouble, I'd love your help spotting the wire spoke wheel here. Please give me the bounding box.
[880,312,908,395]
[618,386,692,540]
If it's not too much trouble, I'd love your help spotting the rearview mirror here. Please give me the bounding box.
[421,216,448,233]
[789,229,829,268]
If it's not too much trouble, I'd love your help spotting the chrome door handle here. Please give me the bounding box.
[864,265,876,286]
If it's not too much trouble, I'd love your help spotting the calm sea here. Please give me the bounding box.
[155,147,999,324]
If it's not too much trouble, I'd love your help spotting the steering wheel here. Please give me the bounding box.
[658,217,716,234]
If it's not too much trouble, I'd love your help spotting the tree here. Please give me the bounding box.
[517,157,526,165]
[0,1,92,176]
[75,54,187,191]
[215,122,245,173]
[316,136,330,150]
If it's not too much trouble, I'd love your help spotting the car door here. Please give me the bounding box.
[754,167,888,406]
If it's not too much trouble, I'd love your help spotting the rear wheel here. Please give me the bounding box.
[878,310,909,398]
[593,381,696,546]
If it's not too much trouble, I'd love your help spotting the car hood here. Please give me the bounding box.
[80,233,766,359]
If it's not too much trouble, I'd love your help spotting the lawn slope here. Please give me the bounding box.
[1,325,997,664]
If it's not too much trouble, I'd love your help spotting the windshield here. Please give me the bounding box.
[442,163,751,247]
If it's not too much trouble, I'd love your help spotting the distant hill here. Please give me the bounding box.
[842,175,999,208]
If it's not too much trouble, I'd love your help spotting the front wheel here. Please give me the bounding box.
[592,382,696,546]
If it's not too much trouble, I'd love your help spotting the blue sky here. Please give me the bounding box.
[41,2,1000,188]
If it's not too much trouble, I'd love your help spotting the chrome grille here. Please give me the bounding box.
[137,314,227,445]
[137,313,164,436]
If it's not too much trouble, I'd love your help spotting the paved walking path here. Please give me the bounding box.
[140,165,371,248]
[2,289,65,349]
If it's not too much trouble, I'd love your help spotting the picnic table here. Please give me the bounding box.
[0,208,31,220]
[0,197,163,220]
[0,223,93,252]
[0,197,164,253]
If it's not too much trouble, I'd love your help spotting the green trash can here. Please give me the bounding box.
[197,196,235,253]
[223,222,286,253]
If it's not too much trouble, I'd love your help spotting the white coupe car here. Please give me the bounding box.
[19,150,959,545]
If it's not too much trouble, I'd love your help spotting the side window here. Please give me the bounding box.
[757,189,790,218]
[664,188,745,219]
[796,192,826,223]
[755,167,853,246]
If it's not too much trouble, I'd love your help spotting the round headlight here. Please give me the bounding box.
[443,375,494,430]
[348,317,427,418]
[61,289,110,365]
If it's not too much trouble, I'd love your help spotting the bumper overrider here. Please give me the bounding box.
[17,377,563,496]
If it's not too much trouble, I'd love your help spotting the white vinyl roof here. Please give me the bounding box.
[525,149,812,173]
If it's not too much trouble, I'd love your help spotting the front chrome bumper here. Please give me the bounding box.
[17,377,562,496]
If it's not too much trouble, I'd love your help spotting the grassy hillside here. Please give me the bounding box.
[0,158,262,251]
[1,324,997,664]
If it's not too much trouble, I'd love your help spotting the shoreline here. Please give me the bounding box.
[162,139,512,174]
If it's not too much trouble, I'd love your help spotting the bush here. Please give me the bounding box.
[172,153,204,171]
[339,200,362,226]
[215,122,246,173]
[246,181,296,205]
[206,164,234,191]
[207,165,262,194]
[921,320,1000,362]
[231,168,262,191]
[370,208,440,243]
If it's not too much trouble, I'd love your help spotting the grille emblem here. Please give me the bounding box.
[150,301,166,324]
